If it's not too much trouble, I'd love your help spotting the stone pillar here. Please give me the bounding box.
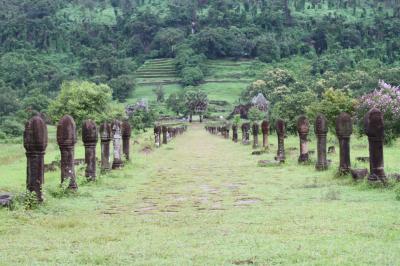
[364,108,386,181]
[162,126,168,144]
[241,123,250,145]
[112,120,124,169]
[57,115,77,190]
[275,119,286,162]
[154,125,161,147]
[297,116,309,163]
[252,123,259,149]
[23,116,48,202]
[122,121,132,161]
[315,114,328,171]
[99,122,112,172]
[261,120,269,148]
[232,125,238,143]
[336,112,353,175]
[82,120,98,181]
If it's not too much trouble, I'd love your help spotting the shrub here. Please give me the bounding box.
[181,67,204,86]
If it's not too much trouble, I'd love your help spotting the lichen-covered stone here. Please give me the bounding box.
[99,122,112,171]
[336,112,353,174]
[297,116,309,163]
[111,120,124,169]
[57,115,77,189]
[82,120,98,181]
[122,121,132,160]
[315,114,328,171]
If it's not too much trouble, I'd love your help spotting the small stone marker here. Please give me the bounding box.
[315,114,328,171]
[112,120,124,169]
[364,108,386,182]
[82,120,98,181]
[122,121,132,160]
[351,169,368,181]
[57,115,77,190]
[297,116,309,163]
[252,123,259,149]
[275,119,286,162]
[99,122,112,172]
[261,120,269,148]
[336,112,353,175]
[24,116,48,202]
[241,123,250,145]
[232,125,238,142]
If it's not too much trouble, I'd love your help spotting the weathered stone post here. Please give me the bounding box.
[232,125,238,142]
[315,114,328,171]
[154,125,161,147]
[241,123,250,145]
[57,115,77,190]
[111,120,124,169]
[275,119,286,162]
[82,120,98,181]
[162,125,168,144]
[99,122,112,172]
[24,116,48,202]
[252,123,259,149]
[261,120,269,148]
[364,108,386,181]
[336,112,353,174]
[122,121,132,161]
[297,116,310,163]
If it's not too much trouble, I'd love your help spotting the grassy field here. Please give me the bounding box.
[1,123,400,264]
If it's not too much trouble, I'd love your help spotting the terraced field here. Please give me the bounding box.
[130,58,267,116]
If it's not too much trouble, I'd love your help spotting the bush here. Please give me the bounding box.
[0,118,24,137]
[48,80,117,127]
[181,67,204,86]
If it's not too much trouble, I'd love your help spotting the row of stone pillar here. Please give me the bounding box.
[205,108,385,182]
[24,115,132,202]
[154,125,187,147]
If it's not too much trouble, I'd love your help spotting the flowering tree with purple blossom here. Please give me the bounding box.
[357,80,400,144]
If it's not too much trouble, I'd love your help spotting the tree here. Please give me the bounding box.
[153,84,165,103]
[306,88,357,131]
[48,81,115,127]
[166,91,185,115]
[184,88,208,122]
[108,75,135,102]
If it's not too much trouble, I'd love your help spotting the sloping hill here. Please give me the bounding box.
[135,58,180,85]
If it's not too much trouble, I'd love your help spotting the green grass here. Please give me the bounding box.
[1,124,400,264]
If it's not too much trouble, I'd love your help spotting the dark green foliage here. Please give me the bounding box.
[108,75,136,102]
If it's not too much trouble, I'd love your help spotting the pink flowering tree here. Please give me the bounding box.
[357,80,400,144]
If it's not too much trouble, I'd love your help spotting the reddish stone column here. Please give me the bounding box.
[232,125,238,142]
[82,120,98,181]
[315,114,328,171]
[112,120,124,169]
[99,122,112,172]
[275,119,286,162]
[162,126,168,144]
[241,123,250,145]
[261,120,269,148]
[364,108,386,181]
[57,115,77,190]
[336,112,353,175]
[122,121,132,161]
[24,116,48,202]
[297,116,310,163]
[252,123,259,149]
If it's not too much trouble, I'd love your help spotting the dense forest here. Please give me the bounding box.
[1,0,400,139]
